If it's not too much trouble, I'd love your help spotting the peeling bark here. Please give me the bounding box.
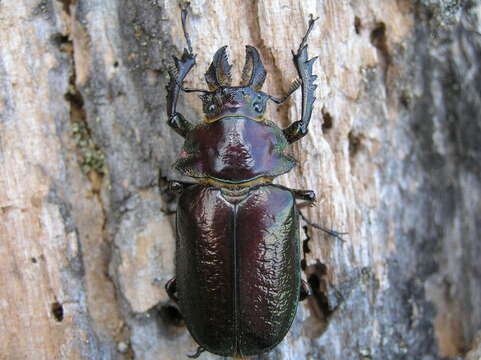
[1,1,480,359]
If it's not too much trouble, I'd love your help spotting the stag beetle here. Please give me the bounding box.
[164,4,343,358]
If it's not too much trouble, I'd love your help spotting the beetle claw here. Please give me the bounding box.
[300,279,312,301]
[187,346,206,359]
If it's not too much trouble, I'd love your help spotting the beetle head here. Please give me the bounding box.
[200,45,269,121]
[199,86,269,121]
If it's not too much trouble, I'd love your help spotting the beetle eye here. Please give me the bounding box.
[207,104,217,113]
[253,102,263,113]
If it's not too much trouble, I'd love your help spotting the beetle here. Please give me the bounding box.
[164,4,343,359]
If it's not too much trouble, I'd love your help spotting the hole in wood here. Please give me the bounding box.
[354,16,362,34]
[301,225,311,271]
[348,131,361,157]
[370,22,386,47]
[321,107,333,132]
[306,262,333,321]
[370,22,391,67]
[159,305,184,327]
[58,0,75,15]
[51,302,64,322]
[51,33,73,55]
[400,90,412,108]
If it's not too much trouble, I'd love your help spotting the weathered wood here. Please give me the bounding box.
[1,0,480,359]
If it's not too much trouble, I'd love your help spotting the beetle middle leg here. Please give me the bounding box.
[288,187,347,242]
[298,210,347,242]
[291,188,316,203]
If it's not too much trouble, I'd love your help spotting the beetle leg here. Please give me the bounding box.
[300,279,312,301]
[166,4,197,136]
[168,180,196,194]
[187,346,206,359]
[292,189,316,203]
[168,112,194,137]
[283,15,319,144]
[298,210,348,242]
[165,278,179,303]
[283,185,346,242]
[269,184,316,203]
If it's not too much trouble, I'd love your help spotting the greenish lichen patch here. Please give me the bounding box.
[71,117,105,174]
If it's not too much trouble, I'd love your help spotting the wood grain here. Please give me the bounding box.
[1,0,479,359]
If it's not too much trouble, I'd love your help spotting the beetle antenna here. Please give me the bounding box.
[173,77,209,94]
[269,78,301,104]
[180,2,194,55]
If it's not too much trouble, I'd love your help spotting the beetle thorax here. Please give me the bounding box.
[173,117,296,184]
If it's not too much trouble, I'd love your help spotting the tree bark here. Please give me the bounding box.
[1,1,480,359]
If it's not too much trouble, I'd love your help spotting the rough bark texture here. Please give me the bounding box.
[1,0,480,359]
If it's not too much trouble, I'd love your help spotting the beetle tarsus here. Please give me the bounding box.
[180,2,194,55]
[187,346,206,359]
[298,14,320,52]
[299,210,348,242]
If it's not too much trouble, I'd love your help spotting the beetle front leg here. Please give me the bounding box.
[166,51,195,137]
[166,4,196,137]
[168,112,193,138]
[166,49,195,137]
[283,15,319,144]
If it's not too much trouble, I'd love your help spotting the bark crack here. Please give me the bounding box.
[55,1,131,354]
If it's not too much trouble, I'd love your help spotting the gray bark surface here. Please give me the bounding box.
[1,1,480,359]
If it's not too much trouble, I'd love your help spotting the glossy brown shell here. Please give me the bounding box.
[175,184,300,357]
[173,117,296,183]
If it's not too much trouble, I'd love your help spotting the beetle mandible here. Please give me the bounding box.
[164,4,341,359]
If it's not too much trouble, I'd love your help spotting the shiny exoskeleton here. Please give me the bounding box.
[165,5,322,358]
